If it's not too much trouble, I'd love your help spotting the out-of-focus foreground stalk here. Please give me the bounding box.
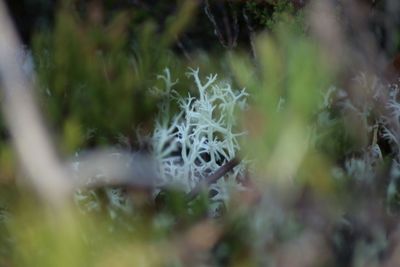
[0,0,71,207]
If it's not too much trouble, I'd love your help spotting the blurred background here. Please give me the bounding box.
[1,0,400,266]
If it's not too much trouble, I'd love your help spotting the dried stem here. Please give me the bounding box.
[0,1,72,207]
[187,158,240,201]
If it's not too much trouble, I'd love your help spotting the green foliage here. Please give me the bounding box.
[230,23,331,190]
[32,4,192,152]
[245,0,306,34]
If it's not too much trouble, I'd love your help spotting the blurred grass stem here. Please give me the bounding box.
[0,0,72,207]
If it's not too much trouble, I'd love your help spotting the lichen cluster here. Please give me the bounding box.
[151,68,248,203]
[73,68,249,217]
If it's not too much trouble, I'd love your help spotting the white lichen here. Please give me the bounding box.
[151,68,248,202]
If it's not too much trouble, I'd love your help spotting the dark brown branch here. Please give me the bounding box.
[187,157,240,201]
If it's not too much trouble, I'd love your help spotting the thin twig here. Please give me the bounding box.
[242,7,257,59]
[204,0,238,49]
[187,157,240,201]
